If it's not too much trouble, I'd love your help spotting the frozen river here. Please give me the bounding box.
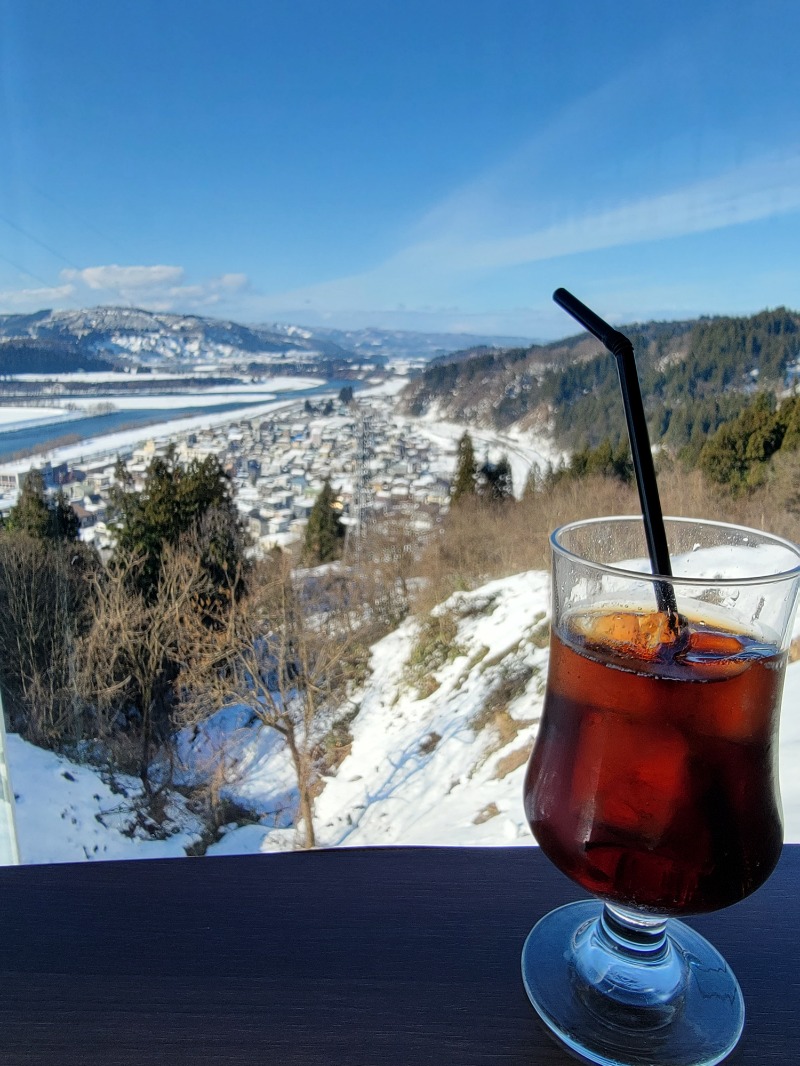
[0,379,356,461]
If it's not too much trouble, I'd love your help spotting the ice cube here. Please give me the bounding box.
[687,629,745,661]
[675,626,753,683]
[571,711,691,847]
[675,649,783,742]
[548,622,668,719]
[571,609,685,662]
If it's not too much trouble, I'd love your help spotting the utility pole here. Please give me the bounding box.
[350,402,373,563]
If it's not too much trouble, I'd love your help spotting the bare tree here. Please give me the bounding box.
[78,544,212,796]
[178,551,365,848]
[0,533,93,747]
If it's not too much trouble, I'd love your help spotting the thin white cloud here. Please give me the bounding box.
[257,148,800,318]
[217,273,248,291]
[435,152,800,271]
[63,264,186,291]
[0,283,76,308]
[56,265,251,313]
[0,265,252,317]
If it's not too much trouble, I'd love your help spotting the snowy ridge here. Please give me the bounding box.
[0,307,344,367]
[6,567,800,863]
[1,308,520,369]
[315,571,550,847]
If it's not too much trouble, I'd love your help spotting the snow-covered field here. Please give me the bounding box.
[46,378,324,410]
[0,406,83,430]
[11,372,218,384]
[0,375,325,462]
[9,372,325,389]
[7,567,800,866]
[64,391,281,410]
[412,416,565,497]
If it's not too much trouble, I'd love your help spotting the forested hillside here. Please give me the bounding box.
[0,338,116,375]
[402,309,800,451]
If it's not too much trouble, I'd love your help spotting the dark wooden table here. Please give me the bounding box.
[0,845,796,1064]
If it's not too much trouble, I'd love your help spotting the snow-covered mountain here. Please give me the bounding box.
[0,307,351,371]
[0,308,531,374]
[8,568,800,864]
[304,325,537,364]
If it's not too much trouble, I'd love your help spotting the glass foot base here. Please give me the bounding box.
[521,900,744,1066]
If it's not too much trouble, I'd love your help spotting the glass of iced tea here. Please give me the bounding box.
[521,516,800,1066]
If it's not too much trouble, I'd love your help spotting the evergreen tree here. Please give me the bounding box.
[51,491,81,541]
[495,455,514,500]
[699,393,783,491]
[451,432,477,503]
[610,440,634,483]
[111,452,247,602]
[479,454,514,501]
[6,470,79,541]
[6,471,51,539]
[781,394,800,450]
[114,455,132,488]
[541,438,634,487]
[304,479,345,564]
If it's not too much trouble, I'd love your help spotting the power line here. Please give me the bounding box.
[0,212,83,270]
[0,250,55,290]
[28,182,128,258]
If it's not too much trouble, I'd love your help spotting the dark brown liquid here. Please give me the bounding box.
[524,609,786,914]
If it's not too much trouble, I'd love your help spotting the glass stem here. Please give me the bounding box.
[571,903,687,1015]
[600,902,670,958]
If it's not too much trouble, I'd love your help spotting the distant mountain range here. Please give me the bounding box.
[0,307,536,377]
[0,307,350,375]
[13,302,798,462]
[300,325,537,361]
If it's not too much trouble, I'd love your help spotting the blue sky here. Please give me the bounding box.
[2,0,800,339]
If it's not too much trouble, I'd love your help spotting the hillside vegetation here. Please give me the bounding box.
[5,306,800,854]
[8,457,800,860]
[0,338,116,375]
[402,309,800,451]
[3,391,800,854]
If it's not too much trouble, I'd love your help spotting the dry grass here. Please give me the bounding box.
[482,661,539,718]
[404,610,466,699]
[472,802,500,825]
[469,703,534,781]
[658,461,800,543]
[412,476,638,612]
[410,461,800,614]
[493,741,534,780]
[318,705,360,775]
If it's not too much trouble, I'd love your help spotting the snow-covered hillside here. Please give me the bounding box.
[0,308,523,370]
[7,568,800,864]
[0,307,348,368]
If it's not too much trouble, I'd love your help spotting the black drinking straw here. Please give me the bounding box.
[552,287,679,619]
